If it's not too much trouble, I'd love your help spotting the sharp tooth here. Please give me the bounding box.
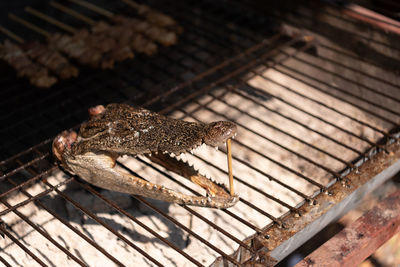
[170,153,175,157]
[155,151,158,155]
[215,147,218,151]
[180,153,187,161]
[191,150,194,154]
[148,153,152,156]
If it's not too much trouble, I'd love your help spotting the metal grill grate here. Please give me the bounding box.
[1,0,400,266]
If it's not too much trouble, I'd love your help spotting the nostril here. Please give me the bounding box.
[52,130,78,161]
[203,121,237,147]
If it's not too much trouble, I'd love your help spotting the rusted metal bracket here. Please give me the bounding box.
[296,188,400,266]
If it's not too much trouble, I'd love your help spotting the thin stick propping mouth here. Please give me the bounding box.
[226,138,234,196]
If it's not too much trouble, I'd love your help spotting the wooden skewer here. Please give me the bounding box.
[1,21,79,80]
[25,7,77,34]
[121,0,141,9]
[10,12,104,68]
[51,1,98,27]
[9,13,51,38]
[0,25,24,44]
[121,0,178,28]
[68,0,114,18]
[66,0,176,47]
[226,138,235,196]
[52,1,157,56]
[50,1,96,26]
[0,22,58,87]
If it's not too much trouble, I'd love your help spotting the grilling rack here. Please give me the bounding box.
[1,0,400,266]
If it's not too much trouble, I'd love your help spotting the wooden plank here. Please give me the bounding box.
[296,188,400,267]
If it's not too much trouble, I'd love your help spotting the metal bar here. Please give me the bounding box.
[112,163,250,263]
[133,157,263,233]
[76,180,206,266]
[40,178,163,267]
[135,196,243,266]
[220,39,392,144]
[154,37,302,115]
[144,34,287,107]
[0,166,57,199]
[120,157,271,234]
[0,1,282,155]
[233,86,383,147]
[4,175,125,266]
[318,42,400,89]
[255,69,392,137]
[182,205,256,251]
[279,49,400,103]
[0,152,50,182]
[0,228,48,267]
[0,33,284,151]
[316,43,400,92]
[0,138,52,166]
[122,157,267,242]
[0,198,87,266]
[295,188,400,267]
[173,98,314,205]
[272,62,400,124]
[205,92,345,179]
[231,89,356,168]
[0,254,12,267]
[189,98,329,191]
[191,153,300,214]
[153,39,375,170]
[175,101,327,202]
[172,96,334,201]
[166,90,304,212]
[0,177,74,217]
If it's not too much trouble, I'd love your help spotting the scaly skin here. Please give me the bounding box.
[52,103,238,209]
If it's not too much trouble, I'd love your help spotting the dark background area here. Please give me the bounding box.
[0,0,279,161]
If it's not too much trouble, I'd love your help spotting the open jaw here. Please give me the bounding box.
[52,104,239,209]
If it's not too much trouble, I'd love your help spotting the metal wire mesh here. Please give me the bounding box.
[0,0,400,266]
